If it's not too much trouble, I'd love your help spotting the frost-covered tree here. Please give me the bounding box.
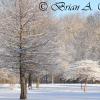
[0,68,17,84]
[63,60,100,92]
[37,19,67,84]
[85,12,100,61]
[62,15,86,63]
[62,13,100,64]
[0,0,49,99]
[0,0,67,98]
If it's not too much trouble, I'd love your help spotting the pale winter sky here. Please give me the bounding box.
[50,0,100,17]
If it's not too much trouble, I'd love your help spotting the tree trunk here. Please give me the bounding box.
[51,74,54,84]
[36,77,40,88]
[28,73,33,90]
[19,1,28,98]
[45,74,48,83]
[20,72,27,99]
[84,79,87,92]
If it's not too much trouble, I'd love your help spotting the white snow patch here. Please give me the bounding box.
[0,84,100,100]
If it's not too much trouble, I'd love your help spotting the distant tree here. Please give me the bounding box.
[63,60,100,92]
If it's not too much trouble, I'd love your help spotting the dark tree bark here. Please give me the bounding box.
[20,72,27,99]
[28,72,33,90]
[84,78,87,92]
[19,29,27,99]
[45,74,48,83]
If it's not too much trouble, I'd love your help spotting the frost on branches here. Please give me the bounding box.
[63,60,100,83]
[0,68,17,83]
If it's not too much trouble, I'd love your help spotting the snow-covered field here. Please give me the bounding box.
[0,84,100,100]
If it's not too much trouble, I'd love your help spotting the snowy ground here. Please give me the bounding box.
[0,84,100,100]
